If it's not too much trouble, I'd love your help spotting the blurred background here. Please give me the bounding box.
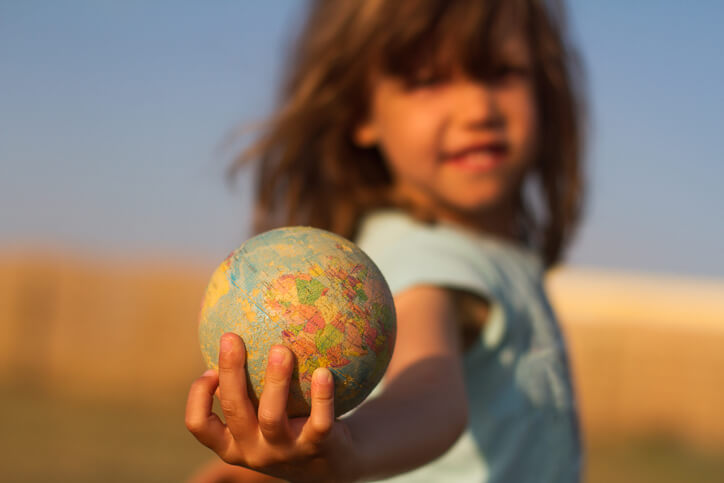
[1,1,723,482]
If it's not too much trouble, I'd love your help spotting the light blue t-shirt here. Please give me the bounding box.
[355,210,582,483]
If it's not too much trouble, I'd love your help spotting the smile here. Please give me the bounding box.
[442,145,508,173]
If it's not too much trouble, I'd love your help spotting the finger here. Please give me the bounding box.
[257,345,294,444]
[218,332,257,437]
[185,369,230,453]
[301,367,335,443]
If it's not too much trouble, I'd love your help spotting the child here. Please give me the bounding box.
[185,0,586,481]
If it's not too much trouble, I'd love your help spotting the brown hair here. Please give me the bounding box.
[229,0,586,267]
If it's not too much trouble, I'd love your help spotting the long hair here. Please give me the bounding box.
[230,0,586,267]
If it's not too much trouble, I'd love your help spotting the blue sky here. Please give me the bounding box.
[1,1,723,277]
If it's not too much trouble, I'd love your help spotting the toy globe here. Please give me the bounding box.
[198,226,396,417]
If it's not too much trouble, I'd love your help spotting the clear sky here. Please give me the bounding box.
[1,1,723,278]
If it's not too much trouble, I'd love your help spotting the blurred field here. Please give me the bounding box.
[1,252,723,482]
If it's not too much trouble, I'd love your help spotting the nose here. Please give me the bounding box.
[453,81,505,131]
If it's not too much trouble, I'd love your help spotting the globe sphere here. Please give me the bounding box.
[198,226,396,417]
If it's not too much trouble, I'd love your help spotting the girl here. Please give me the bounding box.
[185,0,586,481]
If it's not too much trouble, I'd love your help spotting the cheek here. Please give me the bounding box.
[504,90,539,159]
[378,110,441,173]
[521,105,539,160]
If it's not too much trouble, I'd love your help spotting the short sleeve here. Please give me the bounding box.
[356,211,510,350]
[369,229,504,301]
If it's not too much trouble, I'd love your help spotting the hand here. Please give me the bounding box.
[185,333,360,483]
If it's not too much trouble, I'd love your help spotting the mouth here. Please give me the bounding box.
[441,142,509,173]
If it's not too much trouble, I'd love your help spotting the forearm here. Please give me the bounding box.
[188,458,285,483]
[344,356,468,481]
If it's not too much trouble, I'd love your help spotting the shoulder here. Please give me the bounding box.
[355,210,506,300]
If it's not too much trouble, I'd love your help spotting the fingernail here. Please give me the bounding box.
[220,336,232,353]
[203,369,216,377]
[269,347,286,365]
[314,368,332,384]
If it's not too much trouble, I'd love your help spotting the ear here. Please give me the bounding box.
[353,119,379,147]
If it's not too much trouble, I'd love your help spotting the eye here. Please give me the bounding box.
[404,69,449,90]
[493,64,531,84]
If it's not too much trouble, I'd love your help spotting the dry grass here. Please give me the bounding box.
[0,385,211,482]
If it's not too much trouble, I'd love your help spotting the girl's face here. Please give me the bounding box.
[355,35,538,231]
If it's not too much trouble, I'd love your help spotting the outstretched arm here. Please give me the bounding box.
[185,285,468,482]
[343,285,469,480]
